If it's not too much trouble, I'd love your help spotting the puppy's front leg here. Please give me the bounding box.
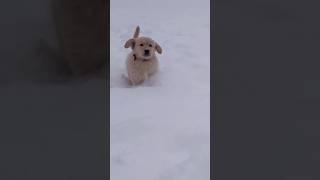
[143,73,149,82]
[128,72,143,86]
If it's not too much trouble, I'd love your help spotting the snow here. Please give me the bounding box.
[110,0,210,179]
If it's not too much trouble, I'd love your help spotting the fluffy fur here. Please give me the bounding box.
[124,26,162,85]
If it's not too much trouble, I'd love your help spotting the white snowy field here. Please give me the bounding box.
[110,0,210,179]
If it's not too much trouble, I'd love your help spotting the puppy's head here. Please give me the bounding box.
[124,36,162,59]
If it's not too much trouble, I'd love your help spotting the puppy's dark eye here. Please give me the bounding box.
[140,44,144,46]
[149,44,152,47]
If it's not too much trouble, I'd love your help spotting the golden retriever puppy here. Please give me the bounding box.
[124,26,162,85]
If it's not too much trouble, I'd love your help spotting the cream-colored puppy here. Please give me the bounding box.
[124,26,162,85]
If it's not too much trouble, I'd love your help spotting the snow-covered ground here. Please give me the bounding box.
[110,0,210,179]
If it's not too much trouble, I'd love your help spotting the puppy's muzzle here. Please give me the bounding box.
[144,49,150,56]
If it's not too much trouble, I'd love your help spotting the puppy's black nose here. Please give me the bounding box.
[144,50,150,55]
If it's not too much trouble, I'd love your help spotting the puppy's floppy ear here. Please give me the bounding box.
[124,38,135,49]
[155,42,162,54]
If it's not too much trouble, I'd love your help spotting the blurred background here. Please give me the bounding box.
[0,1,107,179]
